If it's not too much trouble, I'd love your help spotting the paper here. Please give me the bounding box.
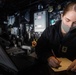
[51,58,72,72]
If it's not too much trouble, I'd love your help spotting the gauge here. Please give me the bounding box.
[48,6,53,12]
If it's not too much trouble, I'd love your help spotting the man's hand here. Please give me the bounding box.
[47,56,61,68]
[67,59,76,72]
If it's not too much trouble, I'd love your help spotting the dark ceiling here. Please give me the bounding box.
[0,0,49,15]
[0,0,73,21]
[0,0,72,14]
[0,0,42,21]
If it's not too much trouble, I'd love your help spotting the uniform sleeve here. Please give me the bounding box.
[35,27,54,63]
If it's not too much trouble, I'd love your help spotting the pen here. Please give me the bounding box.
[51,49,57,58]
[51,49,61,68]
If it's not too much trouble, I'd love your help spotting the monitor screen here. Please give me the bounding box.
[11,27,19,36]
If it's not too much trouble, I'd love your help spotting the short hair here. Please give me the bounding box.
[63,2,76,16]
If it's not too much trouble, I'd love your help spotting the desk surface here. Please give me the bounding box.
[0,60,76,75]
[25,62,76,75]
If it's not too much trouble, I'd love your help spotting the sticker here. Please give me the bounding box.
[62,46,68,53]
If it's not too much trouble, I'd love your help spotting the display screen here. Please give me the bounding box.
[34,11,47,32]
[11,27,19,36]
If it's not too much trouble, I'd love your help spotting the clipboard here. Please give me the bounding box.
[51,58,72,72]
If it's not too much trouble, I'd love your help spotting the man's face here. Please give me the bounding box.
[61,11,76,34]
